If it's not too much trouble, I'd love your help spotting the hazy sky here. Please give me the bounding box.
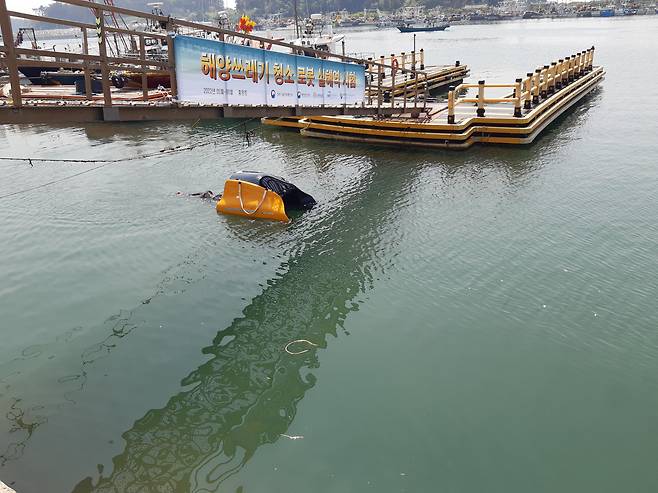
[7,0,48,13]
[7,0,236,14]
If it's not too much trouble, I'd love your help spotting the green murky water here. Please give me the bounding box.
[1,17,658,493]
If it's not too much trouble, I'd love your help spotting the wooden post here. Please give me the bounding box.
[379,55,385,80]
[567,55,574,83]
[400,52,406,71]
[524,73,532,109]
[533,68,540,104]
[555,59,563,90]
[514,78,522,117]
[139,34,148,101]
[0,0,22,107]
[541,65,549,99]
[81,28,92,100]
[447,85,455,124]
[419,48,424,70]
[476,80,485,117]
[579,51,585,76]
[403,74,407,114]
[96,9,112,107]
[411,50,416,73]
[167,34,177,98]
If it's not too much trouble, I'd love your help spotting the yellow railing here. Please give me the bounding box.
[446,46,595,123]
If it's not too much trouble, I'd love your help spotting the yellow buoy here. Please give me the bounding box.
[216,172,315,222]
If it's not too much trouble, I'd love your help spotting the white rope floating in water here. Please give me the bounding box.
[284,339,318,355]
[280,434,304,440]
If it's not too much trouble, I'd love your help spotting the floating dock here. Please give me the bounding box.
[264,47,603,149]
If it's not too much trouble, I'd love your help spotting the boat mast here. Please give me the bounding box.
[293,0,300,39]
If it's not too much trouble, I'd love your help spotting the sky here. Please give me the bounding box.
[6,0,236,14]
[7,0,48,13]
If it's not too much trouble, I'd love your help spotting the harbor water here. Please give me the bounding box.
[1,17,658,493]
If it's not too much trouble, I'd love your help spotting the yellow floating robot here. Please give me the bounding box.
[217,171,316,222]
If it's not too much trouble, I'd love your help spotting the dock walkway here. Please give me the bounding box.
[264,47,603,149]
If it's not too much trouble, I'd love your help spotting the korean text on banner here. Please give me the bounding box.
[173,35,366,107]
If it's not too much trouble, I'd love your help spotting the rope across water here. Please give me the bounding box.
[0,118,258,200]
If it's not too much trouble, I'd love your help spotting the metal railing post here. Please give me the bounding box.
[390,54,396,108]
[167,34,178,98]
[139,34,148,100]
[82,27,93,100]
[377,61,383,115]
[419,48,424,70]
[96,9,112,106]
[367,57,373,106]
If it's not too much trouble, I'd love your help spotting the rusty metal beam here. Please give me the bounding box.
[53,0,412,74]
[0,0,22,106]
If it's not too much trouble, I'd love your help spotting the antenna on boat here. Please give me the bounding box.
[293,0,300,39]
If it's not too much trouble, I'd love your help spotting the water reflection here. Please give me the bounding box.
[72,158,417,493]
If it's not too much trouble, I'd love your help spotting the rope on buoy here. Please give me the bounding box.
[284,339,318,355]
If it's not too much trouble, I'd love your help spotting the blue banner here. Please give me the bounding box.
[173,35,365,107]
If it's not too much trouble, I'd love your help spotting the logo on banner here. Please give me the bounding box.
[270,90,276,99]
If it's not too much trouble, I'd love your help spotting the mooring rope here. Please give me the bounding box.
[0,118,259,200]
[0,162,115,199]
[284,339,318,355]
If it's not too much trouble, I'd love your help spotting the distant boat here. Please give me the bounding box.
[397,22,450,32]
[600,8,615,17]
[522,11,543,19]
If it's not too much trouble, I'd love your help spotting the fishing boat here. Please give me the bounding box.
[397,21,450,32]
[290,14,345,55]
[110,70,170,89]
[522,11,544,19]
